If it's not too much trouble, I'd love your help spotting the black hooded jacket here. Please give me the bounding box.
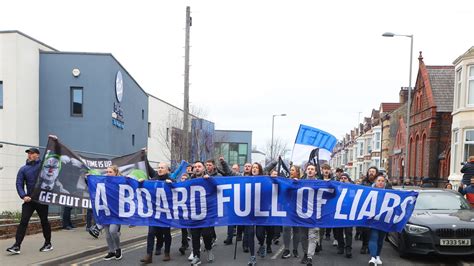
[151,173,173,182]
[461,162,474,185]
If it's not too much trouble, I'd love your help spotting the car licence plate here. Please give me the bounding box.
[440,239,471,246]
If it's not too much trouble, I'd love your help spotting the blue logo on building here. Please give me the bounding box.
[112,71,125,129]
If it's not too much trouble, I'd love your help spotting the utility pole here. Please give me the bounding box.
[183,6,191,161]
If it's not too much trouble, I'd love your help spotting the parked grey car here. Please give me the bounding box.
[388,188,474,257]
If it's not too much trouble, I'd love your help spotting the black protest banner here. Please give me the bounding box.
[31,137,150,208]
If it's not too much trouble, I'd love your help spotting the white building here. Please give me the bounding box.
[449,46,474,185]
[0,31,208,212]
[147,94,197,167]
[0,31,55,211]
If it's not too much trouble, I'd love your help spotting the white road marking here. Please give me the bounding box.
[72,231,180,265]
[271,243,285,260]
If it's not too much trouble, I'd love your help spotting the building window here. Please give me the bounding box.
[358,142,364,157]
[367,138,372,154]
[0,81,3,109]
[456,68,462,109]
[238,143,248,165]
[142,109,145,120]
[465,130,474,161]
[469,66,474,106]
[215,142,248,165]
[147,122,151,138]
[420,134,426,177]
[70,87,83,116]
[132,134,135,146]
[415,95,419,111]
[166,127,170,142]
[374,132,381,150]
[229,143,239,163]
[453,130,459,173]
[393,158,398,177]
[372,158,380,169]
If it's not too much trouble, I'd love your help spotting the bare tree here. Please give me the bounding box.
[154,105,210,168]
[155,110,186,166]
[265,137,289,162]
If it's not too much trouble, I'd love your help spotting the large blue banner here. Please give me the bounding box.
[88,176,418,232]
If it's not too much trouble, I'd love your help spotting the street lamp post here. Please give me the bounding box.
[382,32,414,181]
[271,113,287,160]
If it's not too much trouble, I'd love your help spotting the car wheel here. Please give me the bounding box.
[387,232,397,246]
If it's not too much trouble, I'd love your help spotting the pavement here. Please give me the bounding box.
[1,225,148,266]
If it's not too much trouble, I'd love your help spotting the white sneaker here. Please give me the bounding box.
[368,257,377,266]
[188,251,194,261]
[190,256,202,265]
[206,249,215,262]
[376,256,383,265]
[332,240,338,246]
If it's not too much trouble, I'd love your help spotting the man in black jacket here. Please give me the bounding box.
[218,157,243,245]
[140,163,173,264]
[333,173,353,258]
[204,159,221,247]
[462,156,474,186]
[319,164,334,243]
[7,148,53,254]
[189,161,215,265]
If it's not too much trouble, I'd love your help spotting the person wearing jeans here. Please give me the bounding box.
[103,224,121,260]
[7,147,53,255]
[368,229,385,265]
[281,165,304,259]
[102,166,123,261]
[368,175,389,265]
[306,228,321,265]
[299,163,320,266]
[62,206,74,230]
[281,226,303,258]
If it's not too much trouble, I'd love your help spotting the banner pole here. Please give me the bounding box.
[233,230,238,259]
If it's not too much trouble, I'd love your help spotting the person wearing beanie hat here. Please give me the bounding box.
[340,172,352,182]
[333,172,353,258]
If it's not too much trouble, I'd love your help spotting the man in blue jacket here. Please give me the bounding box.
[6,148,53,254]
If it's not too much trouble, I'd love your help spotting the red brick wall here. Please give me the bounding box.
[409,106,452,179]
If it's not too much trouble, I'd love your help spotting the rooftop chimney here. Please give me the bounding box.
[399,87,409,104]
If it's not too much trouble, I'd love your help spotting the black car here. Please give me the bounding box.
[388,188,474,257]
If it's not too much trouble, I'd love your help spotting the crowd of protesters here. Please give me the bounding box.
[133,158,396,266]
[9,144,473,266]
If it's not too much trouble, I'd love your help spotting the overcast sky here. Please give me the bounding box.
[3,0,474,156]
